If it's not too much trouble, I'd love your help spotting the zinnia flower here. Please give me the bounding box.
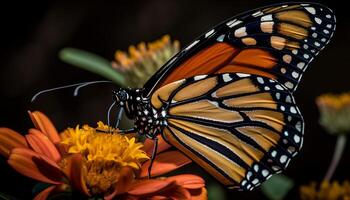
[0,111,206,199]
[300,180,350,200]
[111,35,180,87]
[316,92,350,134]
[0,111,70,200]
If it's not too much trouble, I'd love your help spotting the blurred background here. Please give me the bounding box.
[0,0,349,199]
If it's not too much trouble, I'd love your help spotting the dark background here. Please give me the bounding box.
[0,0,349,199]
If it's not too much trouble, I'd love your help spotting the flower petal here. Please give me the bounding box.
[0,128,27,158]
[189,187,208,200]
[104,166,135,200]
[143,135,171,156]
[165,185,191,200]
[8,148,64,184]
[26,129,61,162]
[33,185,57,200]
[66,153,90,196]
[127,179,175,196]
[28,111,60,144]
[140,151,192,178]
[166,174,205,189]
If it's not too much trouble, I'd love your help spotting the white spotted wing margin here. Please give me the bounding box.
[144,3,336,96]
[152,73,304,191]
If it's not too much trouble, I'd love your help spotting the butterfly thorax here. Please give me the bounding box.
[113,88,167,138]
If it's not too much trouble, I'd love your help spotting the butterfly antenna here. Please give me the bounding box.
[31,80,112,102]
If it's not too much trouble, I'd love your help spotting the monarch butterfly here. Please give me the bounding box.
[33,2,335,191]
[111,2,336,190]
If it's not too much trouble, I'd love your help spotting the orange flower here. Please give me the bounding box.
[102,135,206,200]
[0,112,206,200]
[0,111,69,200]
[111,35,180,88]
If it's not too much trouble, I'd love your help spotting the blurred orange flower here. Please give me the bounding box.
[316,92,350,134]
[300,180,350,200]
[112,35,180,87]
[0,111,205,200]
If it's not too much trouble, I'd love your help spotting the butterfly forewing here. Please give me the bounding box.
[144,3,336,96]
[151,73,304,190]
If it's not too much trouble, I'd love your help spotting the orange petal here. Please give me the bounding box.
[8,148,64,184]
[127,179,175,196]
[104,166,135,200]
[140,151,192,178]
[143,135,171,156]
[166,185,191,200]
[0,128,27,158]
[26,129,61,162]
[28,111,60,144]
[66,153,90,196]
[189,188,208,200]
[33,185,57,200]
[166,174,205,189]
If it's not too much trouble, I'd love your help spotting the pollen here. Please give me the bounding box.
[61,121,149,169]
[60,122,149,195]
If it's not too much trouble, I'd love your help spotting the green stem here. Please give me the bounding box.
[324,134,347,181]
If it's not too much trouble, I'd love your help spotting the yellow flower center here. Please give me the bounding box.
[60,122,149,195]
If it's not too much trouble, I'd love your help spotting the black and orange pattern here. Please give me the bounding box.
[111,2,335,191]
[151,73,303,190]
[144,3,336,96]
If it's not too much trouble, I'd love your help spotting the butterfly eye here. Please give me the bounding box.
[113,90,129,102]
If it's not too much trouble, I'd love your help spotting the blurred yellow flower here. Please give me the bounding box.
[112,35,180,87]
[316,92,350,134]
[300,181,350,200]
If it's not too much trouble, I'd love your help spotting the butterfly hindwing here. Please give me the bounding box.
[144,3,335,96]
[151,73,304,190]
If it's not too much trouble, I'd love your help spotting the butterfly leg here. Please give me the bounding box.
[115,106,124,128]
[148,136,158,179]
[119,128,135,134]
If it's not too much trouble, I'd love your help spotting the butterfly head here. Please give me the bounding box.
[113,89,131,106]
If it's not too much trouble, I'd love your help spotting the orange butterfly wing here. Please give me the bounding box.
[143,3,336,96]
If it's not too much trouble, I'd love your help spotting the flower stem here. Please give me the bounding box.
[324,134,347,181]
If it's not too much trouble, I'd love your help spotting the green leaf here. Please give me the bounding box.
[59,48,126,86]
[208,183,226,200]
[261,174,294,200]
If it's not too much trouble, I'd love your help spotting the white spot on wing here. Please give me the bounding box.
[234,27,247,37]
[261,14,272,21]
[185,40,200,51]
[236,73,250,77]
[262,169,269,177]
[294,135,301,143]
[305,7,316,14]
[280,155,288,163]
[315,18,322,25]
[222,74,232,82]
[226,19,242,28]
[205,29,215,38]
[217,34,225,42]
[292,71,299,78]
[252,10,263,17]
[257,77,264,84]
[285,81,294,89]
[194,75,207,81]
[297,62,305,69]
